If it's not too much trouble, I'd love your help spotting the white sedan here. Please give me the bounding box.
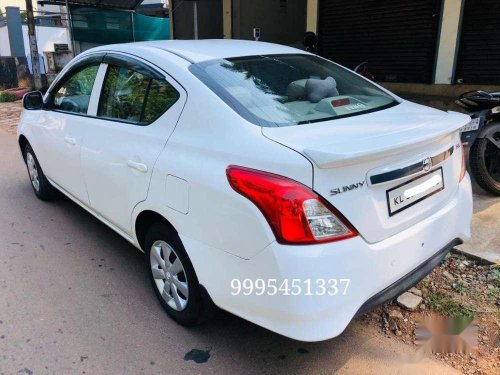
[17,40,472,341]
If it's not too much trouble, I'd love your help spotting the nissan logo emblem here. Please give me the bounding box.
[422,157,432,172]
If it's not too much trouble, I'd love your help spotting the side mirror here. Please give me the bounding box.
[23,91,44,110]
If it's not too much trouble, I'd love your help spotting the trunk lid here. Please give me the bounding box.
[262,101,471,243]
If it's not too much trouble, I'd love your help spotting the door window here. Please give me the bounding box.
[143,79,180,123]
[98,65,179,124]
[53,64,99,114]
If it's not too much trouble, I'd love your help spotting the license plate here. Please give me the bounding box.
[460,117,480,132]
[386,168,444,216]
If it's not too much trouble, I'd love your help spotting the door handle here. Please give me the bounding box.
[64,136,76,145]
[127,160,148,173]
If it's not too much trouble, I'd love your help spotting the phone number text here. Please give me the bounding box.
[230,278,350,296]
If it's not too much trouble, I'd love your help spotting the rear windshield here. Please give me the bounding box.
[189,54,398,127]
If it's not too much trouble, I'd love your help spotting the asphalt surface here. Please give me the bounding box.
[456,161,500,263]
[0,130,460,374]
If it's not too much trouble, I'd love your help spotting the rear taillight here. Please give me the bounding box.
[459,143,466,182]
[226,166,357,245]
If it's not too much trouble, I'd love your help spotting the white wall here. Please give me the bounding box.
[0,0,59,12]
[37,4,63,14]
[0,1,25,10]
[19,25,68,73]
[0,24,68,58]
[0,26,10,56]
[21,24,68,56]
[0,21,71,56]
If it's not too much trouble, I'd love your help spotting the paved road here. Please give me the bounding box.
[457,170,500,263]
[0,130,459,374]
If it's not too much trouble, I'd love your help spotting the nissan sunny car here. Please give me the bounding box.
[18,40,472,341]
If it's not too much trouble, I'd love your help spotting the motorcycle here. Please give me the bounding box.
[302,32,317,53]
[353,62,375,81]
[456,90,500,195]
[301,32,375,81]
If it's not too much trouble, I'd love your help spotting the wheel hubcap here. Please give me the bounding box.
[150,240,189,311]
[26,152,40,192]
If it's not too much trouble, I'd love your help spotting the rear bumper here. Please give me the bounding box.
[355,237,461,317]
[183,175,473,342]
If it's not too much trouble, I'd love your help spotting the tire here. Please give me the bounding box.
[145,223,209,326]
[23,143,58,200]
[469,135,500,195]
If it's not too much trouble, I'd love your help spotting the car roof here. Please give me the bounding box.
[100,39,308,64]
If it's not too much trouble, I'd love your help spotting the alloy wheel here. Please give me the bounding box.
[26,152,40,192]
[150,240,189,311]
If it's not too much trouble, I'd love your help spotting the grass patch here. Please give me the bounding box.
[490,268,500,288]
[0,92,16,102]
[453,280,468,295]
[487,268,500,302]
[487,287,499,302]
[419,278,431,288]
[427,293,474,318]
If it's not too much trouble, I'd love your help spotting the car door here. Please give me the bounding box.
[34,54,104,204]
[80,54,186,234]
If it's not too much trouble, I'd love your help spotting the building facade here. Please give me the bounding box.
[0,6,69,65]
[170,0,500,86]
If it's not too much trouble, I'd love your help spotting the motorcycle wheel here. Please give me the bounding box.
[469,125,500,195]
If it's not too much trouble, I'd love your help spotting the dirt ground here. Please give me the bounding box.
[0,101,23,135]
[361,252,499,374]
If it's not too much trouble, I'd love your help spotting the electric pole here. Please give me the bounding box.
[64,0,76,57]
[25,0,42,90]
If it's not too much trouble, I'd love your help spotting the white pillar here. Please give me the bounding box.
[434,0,463,84]
[306,0,318,33]
[223,0,232,39]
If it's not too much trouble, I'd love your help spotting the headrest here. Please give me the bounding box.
[305,76,339,103]
[286,79,308,101]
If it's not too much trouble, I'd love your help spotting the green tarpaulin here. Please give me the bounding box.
[70,6,170,44]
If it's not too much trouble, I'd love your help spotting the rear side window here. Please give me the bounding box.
[53,64,99,114]
[143,79,180,123]
[98,65,179,124]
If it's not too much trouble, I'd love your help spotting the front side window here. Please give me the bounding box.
[98,65,179,124]
[53,64,99,114]
[189,54,398,127]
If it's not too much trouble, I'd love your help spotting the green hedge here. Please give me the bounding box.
[0,92,17,102]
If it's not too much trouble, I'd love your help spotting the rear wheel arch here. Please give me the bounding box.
[139,212,218,323]
[18,135,29,162]
[135,210,178,251]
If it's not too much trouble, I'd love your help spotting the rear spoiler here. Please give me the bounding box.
[303,111,470,169]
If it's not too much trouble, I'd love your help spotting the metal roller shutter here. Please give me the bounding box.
[318,0,442,83]
[455,0,500,85]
